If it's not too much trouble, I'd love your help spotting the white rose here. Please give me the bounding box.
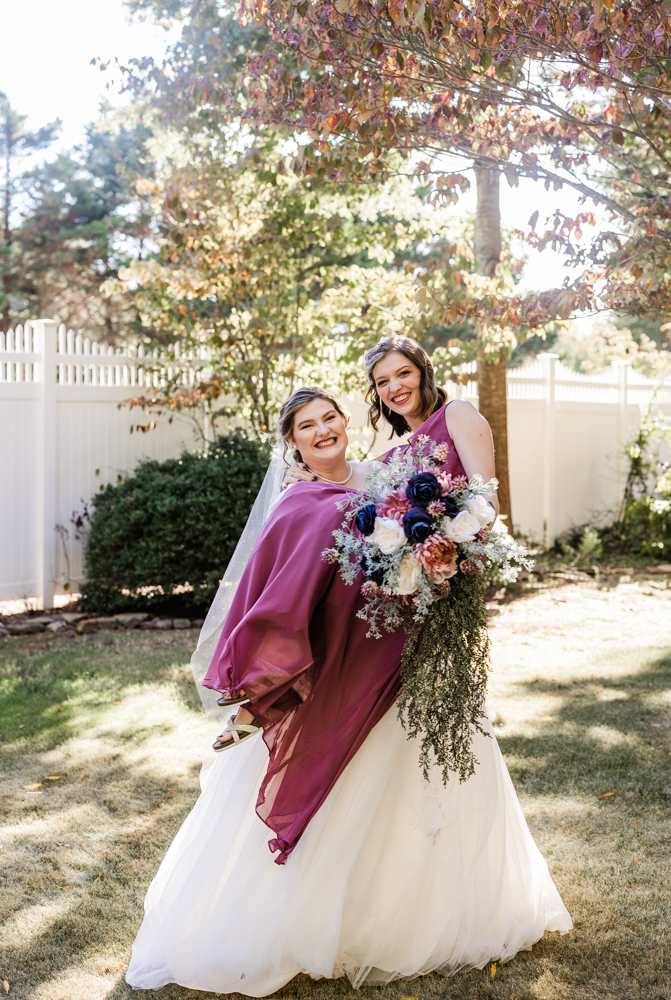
[368,516,407,554]
[465,494,496,528]
[443,510,481,543]
[395,552,422,594]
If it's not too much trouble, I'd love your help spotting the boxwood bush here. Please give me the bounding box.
[82,432,272,615]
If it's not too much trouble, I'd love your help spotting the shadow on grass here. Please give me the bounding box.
[0,630,202,750]
[2,639,671,1000]
[497,646,671,807]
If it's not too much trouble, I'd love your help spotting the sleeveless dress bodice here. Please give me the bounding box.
[380,401,467,479]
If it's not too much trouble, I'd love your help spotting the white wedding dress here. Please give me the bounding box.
[126,704,571,995]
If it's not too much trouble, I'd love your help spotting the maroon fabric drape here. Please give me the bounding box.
[379,402,466,478]
[204,402,464,864]
[203,483,406,864]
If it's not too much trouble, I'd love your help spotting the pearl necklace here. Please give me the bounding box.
[306,461,353,485]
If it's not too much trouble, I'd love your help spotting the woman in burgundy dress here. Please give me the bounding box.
[126,374,571,997]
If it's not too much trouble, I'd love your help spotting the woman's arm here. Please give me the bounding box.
[445,400,500,518]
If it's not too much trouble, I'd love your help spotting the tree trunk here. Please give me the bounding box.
[474,167,513,532]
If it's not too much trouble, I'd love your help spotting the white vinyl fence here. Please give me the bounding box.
[2,321,670,608]
[1,319,205,607]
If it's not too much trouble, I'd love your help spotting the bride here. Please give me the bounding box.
[126,378,571,996]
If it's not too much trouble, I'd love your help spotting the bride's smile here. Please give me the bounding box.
[289,398,350,478]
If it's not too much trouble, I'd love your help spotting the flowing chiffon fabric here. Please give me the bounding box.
[202,484,406,863]
[126,705,571,995]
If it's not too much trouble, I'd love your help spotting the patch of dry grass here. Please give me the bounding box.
[1,576,671,1000]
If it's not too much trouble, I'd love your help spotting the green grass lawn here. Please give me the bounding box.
[1,587,671,1000]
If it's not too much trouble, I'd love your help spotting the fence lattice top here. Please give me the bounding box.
[1,323,670,404]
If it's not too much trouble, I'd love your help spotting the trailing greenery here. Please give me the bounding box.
[397,571,491,785]
[82,432,271,614]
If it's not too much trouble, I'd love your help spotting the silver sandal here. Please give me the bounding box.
[212,713,262,752]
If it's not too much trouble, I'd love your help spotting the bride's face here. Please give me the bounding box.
[372,351,422,420]
[289,398,349,467]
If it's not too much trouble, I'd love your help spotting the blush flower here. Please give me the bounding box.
[414,533,458,581]
[435,472,454,495]
[360,580,379,599]
[459,559,479,575]
[432,442,450,464]
[321,548,339,564]
[426,500,446,519]
[379,490,412,522]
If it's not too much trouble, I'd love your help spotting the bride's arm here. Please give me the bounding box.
[444,400,500,518]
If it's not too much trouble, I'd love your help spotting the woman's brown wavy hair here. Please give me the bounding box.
[364,335,447,438]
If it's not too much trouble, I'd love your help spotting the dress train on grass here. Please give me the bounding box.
[126,704,571,996]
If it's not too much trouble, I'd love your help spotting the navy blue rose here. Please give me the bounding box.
[403,507,435,545]
[437,494,460,519]
[406,472,442,508]
[355,503,377,536]
[361,555,385,585]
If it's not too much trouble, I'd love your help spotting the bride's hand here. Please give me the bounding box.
[282,462,316,490]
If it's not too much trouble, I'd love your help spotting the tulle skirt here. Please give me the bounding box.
[126,706,572,996]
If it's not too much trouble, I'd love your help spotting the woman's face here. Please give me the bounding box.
[289,398,349,468]
[372,351,423,420]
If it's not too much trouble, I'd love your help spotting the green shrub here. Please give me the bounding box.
[82,432,272,614]
[601,496,671,561]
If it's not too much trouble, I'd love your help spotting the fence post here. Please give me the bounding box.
[612,360,630,511]
[538,353,559,548]
[34,319,58,610]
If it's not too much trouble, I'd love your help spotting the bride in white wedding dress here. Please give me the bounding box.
[126,382,571,995]
[128,705,569,995]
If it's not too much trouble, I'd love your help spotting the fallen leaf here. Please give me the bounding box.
[58,706,64,711]
[632,856,642,861]
[168,789,174,794]
[116,964,123,970]
[3,980,8,994]
[491,961,497,978]
[18,724,26,728]
[94,872,101,882]
[44,776,61,780]
[57,886,72,890]
[600,792,615,798]
[77,773,84,781]
[66,753,72,757]
[111,701,121,705]
[650,723,660,728]
[23,783,43,790]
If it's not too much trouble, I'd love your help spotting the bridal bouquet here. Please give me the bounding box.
[322,435,532,785]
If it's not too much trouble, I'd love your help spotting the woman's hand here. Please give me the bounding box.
[282,462,317,490]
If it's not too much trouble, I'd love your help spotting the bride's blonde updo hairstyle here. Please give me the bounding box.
[278,386,351,463]
[364,334,447,438]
